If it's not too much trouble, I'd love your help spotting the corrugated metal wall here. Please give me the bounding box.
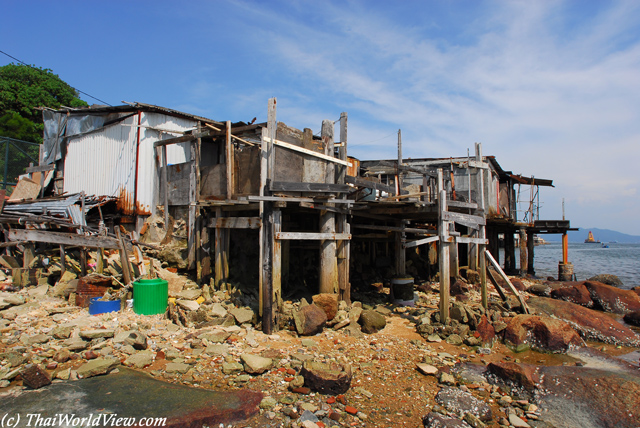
[136,112,195,215]
[64,115,138,215]
[64,112,196,217]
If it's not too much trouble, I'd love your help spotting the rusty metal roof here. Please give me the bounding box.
[508,174,554,187]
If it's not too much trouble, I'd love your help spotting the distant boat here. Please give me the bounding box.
[533,235,547,245]
[601,243,609,248]
[585,231,601,243]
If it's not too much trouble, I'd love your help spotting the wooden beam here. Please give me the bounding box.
[345,175,396,194]
[455,236,489,245]
[484,249,530,314]
[161,145,169,228]
[476,142,488,309]
[153,131,209,148]
[404,235,440,248]
[8,229,128,250]
[264,136,351,167]
[25,164,55,174]
[270,181,351,193]
[209,216,261,229]
[442,211,485,229]
[299,201,349,215]
[116,228,132,285]
[276,232,351,241]
[225,121,233,199]
[247,195,354,204]
[206,123,265,137]
[438,170,450,323]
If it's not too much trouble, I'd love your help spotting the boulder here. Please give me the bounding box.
[434,387,492,421]
[312,293,338,321]
[241,353,273,374]
[293,304,327,336]
[550,282,593,307]
[528,297,640,346]
[583,281,640,313]
[623,310,640,327]
[422,413,468,428]
[299,360,352,395]
[587,274,623,287]
[486,361,540,391]
[476,315,495,348]
[503,314,583,352]
[358,310,386,334]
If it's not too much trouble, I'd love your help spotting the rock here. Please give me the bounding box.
[299,360,352,395]
[204,344,229,356]
[427,334,442,343]
[528,297,640,346]
[416,363,438,376]
[503,314,583,352]
[241,353,273,374]
[486,361,540,392]
[312,293,338,321]
[157,245,188,270]
[124,351,154,368]
[463,412,486,428]
[209,303,228,318]
[583,280,640,313]
[435,387,492,421]
[623,310,640,326]
[177,289,202,300]
[21,364,51,389]
[550,282,593,307]
[439,372,456,385]
[54,349,72,363]
[51,325,73,339]
[22,333,49,346]
[63,337,89,351]
[79,329,115,340]
[123,331,148,350]
[476,315,495,348]
[259,396,277,410]
[0,293,25,307]
[75,357,120,378]
[176,299,200,311]
[508,414,530,428]
[165,362,190,374]
[229,307,254,324]
[358,309,386,334]
[348,305,363,322]
[445,334,463,346]
[198,329,231,343]
[422,412,468,428]
[527,282,553,297]
[222,361,243,374]
[587,274,623,287]
[51,272,78,298]
[293,304,327,336]
[75,275,112,308]
[450,279,470,296]
[510,278,526,292]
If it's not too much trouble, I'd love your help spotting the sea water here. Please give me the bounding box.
[509,242,640,290]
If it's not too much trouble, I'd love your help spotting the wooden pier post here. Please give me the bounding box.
[438,169,450,323]
[519,228,528,275]
[475,143,488,309]
[337,112,351,303]
[319,119,338,294]
[527,230,535,275]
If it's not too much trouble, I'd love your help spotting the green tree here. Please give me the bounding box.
[0,63,87,187]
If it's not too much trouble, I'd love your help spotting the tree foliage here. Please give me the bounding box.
[0,63,87,187]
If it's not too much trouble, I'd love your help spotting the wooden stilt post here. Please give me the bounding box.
[337,112,351,303]
[562,232,568,264]
[438,169,450,323]
[59,245,66,276]
[273,209,282,319]
[319,119,338,294]
[395,223,406,276]
[476,143,488,309]
[527,230,535,275]
[519,228,528,275]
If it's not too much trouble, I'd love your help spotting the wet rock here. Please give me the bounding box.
[487,361,540,392]
[241,353,273,374]
[511,278,526,292]
[435,386,492,421]
[422,412,467,428]
[623,310,640,326]
[229,307,254,324]
[76,357,120,378]
[583,280,640,313]
[528,297,640,346]
[299,360,352,395]
[21,364,52,389]
[312,293,338,321]
[293,304,327,336]
[550,282,593,307]
[527,282,553,297]
[358,309,386,334]
[123,331,148,350]
[476,315,495,347]
[587,274,623,287]
[503,314,583,352]
[80,329,115,340]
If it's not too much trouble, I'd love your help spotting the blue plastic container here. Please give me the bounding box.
[89,297,121,315]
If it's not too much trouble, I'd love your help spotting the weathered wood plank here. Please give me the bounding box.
[264,136,351,167]
[270,181,351,193]
[153,131,209,148]
[442,211,485,228]
[455,236,489,245]
[484,249,530,314]
[209,217,261,229]
[447,200,479,210]
[8,229,127,250]
[276,232,351,241]
[345,175,396,194]
[25,164,55,174]
[247,195,354,204]
[404,235,440,248]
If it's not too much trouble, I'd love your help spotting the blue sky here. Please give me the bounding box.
[3,0,640,235]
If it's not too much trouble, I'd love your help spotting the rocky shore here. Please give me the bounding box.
[1,263,640,428]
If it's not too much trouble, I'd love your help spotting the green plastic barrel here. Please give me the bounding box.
[133,279,168,315]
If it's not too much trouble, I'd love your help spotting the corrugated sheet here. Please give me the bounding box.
[64,115,138,215]
[136,112,196,215]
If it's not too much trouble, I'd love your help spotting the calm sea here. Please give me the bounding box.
[506,242,640,290]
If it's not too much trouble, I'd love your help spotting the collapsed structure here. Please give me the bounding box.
[1,99,574,333]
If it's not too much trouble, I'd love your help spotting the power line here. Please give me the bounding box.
[0,49,113,106]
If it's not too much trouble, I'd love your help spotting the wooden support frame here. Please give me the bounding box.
[484,249,530,314]
[209,217,261,229]
[276,232,351,240]
[437,169,450,323]
[264,136,351,167]
[8,229,129,250]
[404,235,440,248]
[319,119,339,294]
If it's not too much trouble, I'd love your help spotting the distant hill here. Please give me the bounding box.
[545,228,640,243]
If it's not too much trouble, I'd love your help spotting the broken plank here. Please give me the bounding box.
[8,229,129,250]
[208,216,261,229]
[455,236,489,245]
[25,164,55,174]
[264,137,351,167]
[447,200,479,210]
[345,175,396,194]
[275,232,351,241]
[442,211,485,229]
[270,181,351,193]
[484,249,530,314]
